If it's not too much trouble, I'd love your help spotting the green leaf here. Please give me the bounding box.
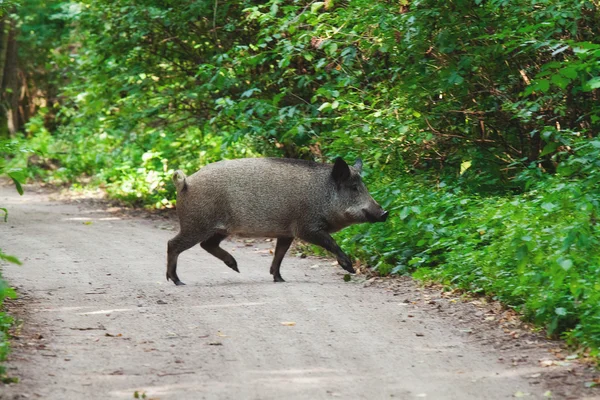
[585,77,600,90]
[540,142,559,156]
[540,202,556,212]
[550,74,569,89]
[8,173,23,195]
[534,79,550,93]
[327,42,338,54]
[241,88,261,98]
[555,307,567,316]
[559,259,573,271]
[551,45,569,56]
[448,72,464,85]
[318,102,331,111]
[0,252,21,265]
[460,160,472,175]
[399,206,410,220]
[559,67,577,79]
[311,2,324,13]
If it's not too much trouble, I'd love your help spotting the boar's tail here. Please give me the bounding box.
[172,170,187,193]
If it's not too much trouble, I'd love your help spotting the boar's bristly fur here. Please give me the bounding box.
[166,157,388,285]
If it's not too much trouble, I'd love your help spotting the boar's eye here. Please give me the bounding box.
[350,183,359,192]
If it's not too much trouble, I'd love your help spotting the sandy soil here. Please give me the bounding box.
[1,185,599,399]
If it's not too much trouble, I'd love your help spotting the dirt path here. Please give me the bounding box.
[1,185,598,399]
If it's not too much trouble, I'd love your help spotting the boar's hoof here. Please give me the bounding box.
[226,260,240,273]
[339,261,356,274]
[273,275,286,283]
[167,272,185,285]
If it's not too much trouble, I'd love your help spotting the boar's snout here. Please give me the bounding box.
[363,206,389,223]
[379,210,389,222]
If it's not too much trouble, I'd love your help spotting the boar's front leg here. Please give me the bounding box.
[200,233,239,273]
[298,230,355,273]
[269,237,293,282]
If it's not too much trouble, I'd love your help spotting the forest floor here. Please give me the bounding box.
[1,183,599,399]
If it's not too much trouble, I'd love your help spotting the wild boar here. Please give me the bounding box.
[167,157,388,285]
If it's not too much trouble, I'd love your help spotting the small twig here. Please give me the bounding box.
[519,69,531,85]
[70,325,106,331]
[424,117,441,134]
[290,0,317,24]
[213,0,218,40]
[157,371,196,377]
[446,110,487,115]
[289,92,311,105]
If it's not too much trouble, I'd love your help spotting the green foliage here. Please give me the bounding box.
[13,0,600,353]
[336,139,600,350]
[0,140,22,376]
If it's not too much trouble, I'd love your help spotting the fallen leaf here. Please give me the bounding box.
[208,342,223,346]
[70,325,106,331]
[513,391,529,398]
[83,221,93,225]
[281,322,296,326]
[543,391,552,398]
[343,274,351,282]
[109,370,124,375]
[540,360,555,367]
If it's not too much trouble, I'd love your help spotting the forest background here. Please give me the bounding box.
[1,0,600,364]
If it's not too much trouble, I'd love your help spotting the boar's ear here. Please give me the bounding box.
[332,157,351,183]
[354,158,363,172]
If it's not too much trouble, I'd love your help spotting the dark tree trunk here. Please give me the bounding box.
[0,14,19,137]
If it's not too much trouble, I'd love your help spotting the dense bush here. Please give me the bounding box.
[10,0,600,353]
[339,138,600,350]
[0,141,23,377]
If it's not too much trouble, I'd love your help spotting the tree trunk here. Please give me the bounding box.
[0,17,9,137]
[0,14,18,137]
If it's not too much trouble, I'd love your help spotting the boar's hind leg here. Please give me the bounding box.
[269,237,293,282]
[298,230,355,273]
[167,232,204,286]
[200,233,239,273]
